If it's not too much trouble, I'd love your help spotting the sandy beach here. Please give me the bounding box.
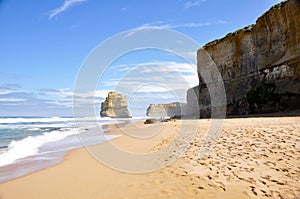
[0,116,299,199]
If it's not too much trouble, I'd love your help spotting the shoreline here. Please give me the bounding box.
[0,118,136,183]
[0,116,299,198]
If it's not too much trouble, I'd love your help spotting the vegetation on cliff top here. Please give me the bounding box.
[203,0,288,49]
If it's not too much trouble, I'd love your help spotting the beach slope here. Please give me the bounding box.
[0,117,299,199]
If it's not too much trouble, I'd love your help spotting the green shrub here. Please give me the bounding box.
[246,83,276,106]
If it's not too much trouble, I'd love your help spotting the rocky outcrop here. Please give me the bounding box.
[146,102,186,118]
[100,91,132,118]
[186,86,200,118]
[191,0,300,117]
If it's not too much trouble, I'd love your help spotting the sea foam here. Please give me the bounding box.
[0,128,78,167]
[0,117,74,124]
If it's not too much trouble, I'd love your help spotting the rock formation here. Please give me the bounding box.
[146,102,186,118]
[100,91,132,118]
[186,86,200,118]
[188,0,300,117]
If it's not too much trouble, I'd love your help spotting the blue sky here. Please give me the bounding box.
[0,0,283,116]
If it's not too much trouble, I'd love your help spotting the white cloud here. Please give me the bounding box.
[41,88,110,101]
[183,0,207,10]
[135,20,227,30]
[121,7,128,11]
[0,91,12,95]
[39,88,109,109]
[0,83,21,94]
[112,61,197,72]
[101,61,199,95]
[92,90,110,99]
[131,61,198,77]
[48,0,87,20]
[46,100,73,107]
[134,85,169,93]
[0,98,27,102]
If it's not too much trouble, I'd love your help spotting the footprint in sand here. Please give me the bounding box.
[248,186,258,196]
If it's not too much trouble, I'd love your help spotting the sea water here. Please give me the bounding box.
[0,116,145,183]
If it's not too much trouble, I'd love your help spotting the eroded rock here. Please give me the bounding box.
[146,102,186,118]
[100,91,132,118]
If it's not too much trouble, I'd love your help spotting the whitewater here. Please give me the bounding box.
[0,116,144,183]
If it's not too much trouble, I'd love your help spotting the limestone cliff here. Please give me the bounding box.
[146,102,186,118]
[190,0,300,117]
[100,91,132,118]
[186,86,200,118]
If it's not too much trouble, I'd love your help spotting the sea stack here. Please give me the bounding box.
[146,102,186,118]
[100,91,132,118]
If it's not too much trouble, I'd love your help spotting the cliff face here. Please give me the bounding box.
[192,0,300,117]
[146,102,186,118]
[186,86,200,118]
[100,91,132,118]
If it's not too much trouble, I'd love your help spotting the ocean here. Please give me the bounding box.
[0,116,144,183]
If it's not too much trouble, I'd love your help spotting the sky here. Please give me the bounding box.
[0,0,283,116]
